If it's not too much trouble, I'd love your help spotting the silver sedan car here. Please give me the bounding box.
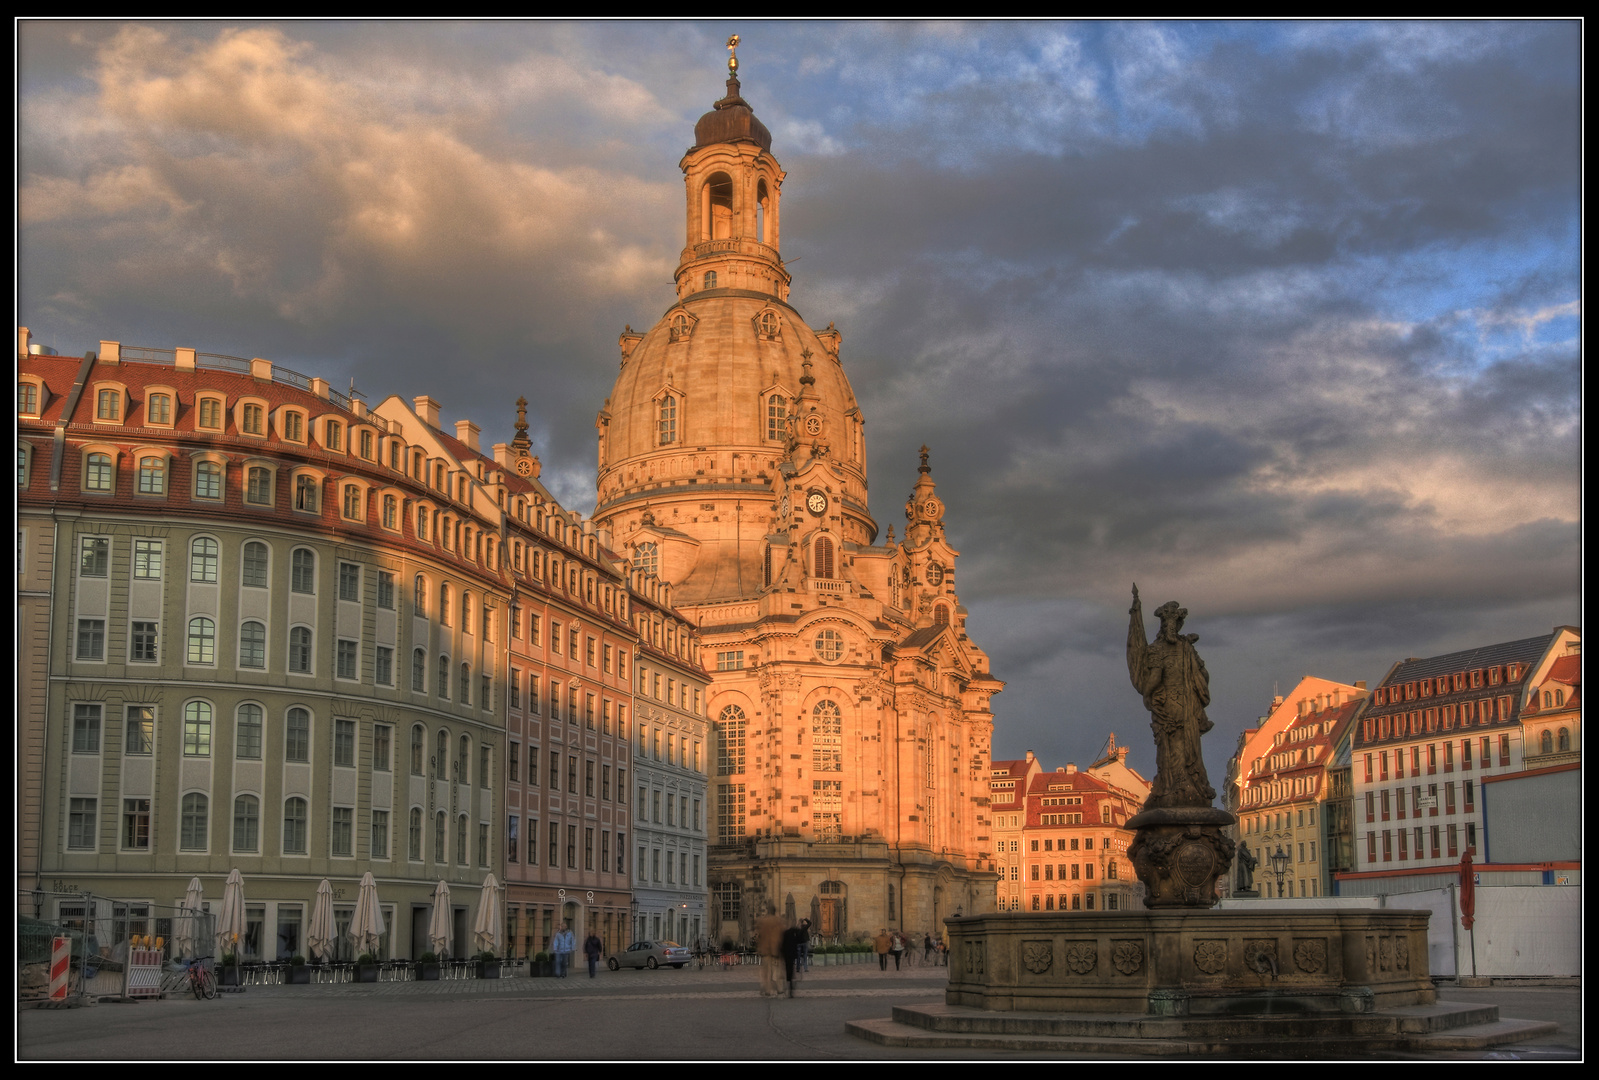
[607,940,691,970]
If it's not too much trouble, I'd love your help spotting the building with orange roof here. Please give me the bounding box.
[1234,681,1369,898]
[1019,763,1141,912]
[988,751,1042,914]
[1521,650,1580,769]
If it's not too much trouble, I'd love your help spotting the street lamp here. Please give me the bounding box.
[1269,845,1290,898]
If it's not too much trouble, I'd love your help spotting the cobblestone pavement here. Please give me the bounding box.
[17,964,1581,1061]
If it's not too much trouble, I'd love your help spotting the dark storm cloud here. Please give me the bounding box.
[18,21,1579,769]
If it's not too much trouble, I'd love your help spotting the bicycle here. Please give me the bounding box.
[171,956,218,1000]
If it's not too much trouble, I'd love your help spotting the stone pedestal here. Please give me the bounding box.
[1127,806,1236,908]
[943,909,1436,1015]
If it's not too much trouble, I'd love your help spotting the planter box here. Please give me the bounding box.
[529,960,554,978]
[353,964,381,983]
[283,966,311,985]
[475,962,501,980]
[219,967,243,986]
[413,963,441,981]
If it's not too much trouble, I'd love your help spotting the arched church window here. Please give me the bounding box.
[658,395,678,445]
[766,394,787,441]
[757,311,779,339]
[934,604,950,626]
[636,542,659,577]
[1541,730,1553,754]
[763,544,773,587]
[814,537,834,580]
[703,271,718,290]
[811,701,842,773]
[717,705,746,775]
[756,178,770,244]
[900,567,911,610]
[1558,727,1570,751]
[703,173,734,240]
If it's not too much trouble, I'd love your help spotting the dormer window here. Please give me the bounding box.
[198,397,224,430]
[281,410,305,443]
[359,429,374,460]
[295,475,320,513]
[241,403,265,435]
[147,393,173,426]
[96,389,122,422]
[18,381,41,417]
[84,452,115,492]
[659,394,678,445]
[137,454,166,496]
[324,419,343,452]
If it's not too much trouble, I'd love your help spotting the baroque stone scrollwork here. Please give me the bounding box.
[1293,938,1327,974]
[1193,940,1227,974]
[1378,937,1394,972]
[1111,940,1144,976]
[1063,942,1097,975]
[1394,937,1409,971]
[964,940,985,975]
[1021,941,1053,975]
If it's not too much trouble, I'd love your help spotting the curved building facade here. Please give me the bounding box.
[593,64,1003,945]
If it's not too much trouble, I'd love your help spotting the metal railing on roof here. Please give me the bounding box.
[119,346,353,412]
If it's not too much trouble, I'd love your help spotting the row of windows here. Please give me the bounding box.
[1027,862,1112,881]
[1365,824,1476,863]
[635,846,702,887]
[80,536,325,591]
[70,795,490,865]
[1361,737,1511,781]
[505,817,626,874]
[1373,665,1523,705]
[635,789,702,830]
[504,742,626,800]
[646,388,814,447]
[1363,781,1477,821]
[71,706,493,790]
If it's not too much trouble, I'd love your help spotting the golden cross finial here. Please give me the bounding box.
[727,34,740,76]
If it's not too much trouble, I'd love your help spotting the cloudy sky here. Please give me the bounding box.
[19,20,1580,787]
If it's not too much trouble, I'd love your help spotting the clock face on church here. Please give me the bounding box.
[806,490,827,515]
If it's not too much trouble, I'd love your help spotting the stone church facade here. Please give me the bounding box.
[592,62,1002,946]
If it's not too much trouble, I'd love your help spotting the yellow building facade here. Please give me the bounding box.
[591,63,1002,944]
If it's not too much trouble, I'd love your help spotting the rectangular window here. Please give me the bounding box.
[246,467,272,505]
[130,621,159,663]
[584,827,594,871]
[377,571,395,609]
[1464,779,1475,812]
[97,388,122,421]
[371,810,390,859]
[72,703,102,753]
[334,718,356,767]
[337,639,358,680]
[376,646,393,686]
[133,539,163,579]
[122,798,150,849]
[286,711,310,762]
[528,746,539,787]
[76,619,105,661]
[373,724,392,772]
[198,398,221,429]
[716,650,745,671]
[550,751,560,792]
[124,706,154,755]
[69,798,97,849]
[339,562,361,601]
[548,821,559,868]
[331,807,353,857]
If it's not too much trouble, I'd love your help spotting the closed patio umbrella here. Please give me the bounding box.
[428,880,453,958]
[175,877,205,959]
[349,872,386,958]
[472,874,501,955]
[215,870,247,979]
[308,879,336,962]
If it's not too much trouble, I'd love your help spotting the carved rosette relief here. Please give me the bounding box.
[1111,940,1144,976]
[1244,939,1279,975]
[1021,941,1053,975]
[1063,942,1097,975]
[1193,940,1227,974]
[1292,938,1328,974]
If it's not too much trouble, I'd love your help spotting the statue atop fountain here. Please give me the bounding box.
[1125,585,1236,907]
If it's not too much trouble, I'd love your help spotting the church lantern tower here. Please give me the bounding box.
[594,40,1002,944]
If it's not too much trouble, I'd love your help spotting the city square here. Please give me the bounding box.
[17,20,1579,1062]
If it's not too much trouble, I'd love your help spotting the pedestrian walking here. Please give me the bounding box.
[552,920,576,979]
[797,919,813,972]
[583,931,603,978]
[781,921,807,997]
[874,929,891,972]
[889,930,905,971]
[924,933,934,964]
[755,904,786,997]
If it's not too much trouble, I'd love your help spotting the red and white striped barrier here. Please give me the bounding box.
[49,937,71,1000]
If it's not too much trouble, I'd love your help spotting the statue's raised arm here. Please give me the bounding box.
[1127,584,1147,693]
